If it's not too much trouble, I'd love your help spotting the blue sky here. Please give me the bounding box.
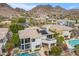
[8,3,79,11]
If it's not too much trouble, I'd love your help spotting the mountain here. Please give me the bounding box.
[15,7,26,13]
[68,9,79,19]
[15,7,31,18]
[28,4,68,19]
[0,3,20,19]
[28,4,79,19]
[0,4,79,20]
[28,4,53,18]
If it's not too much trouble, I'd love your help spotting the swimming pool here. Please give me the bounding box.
[16,53,39,56]
[69,39,79,47]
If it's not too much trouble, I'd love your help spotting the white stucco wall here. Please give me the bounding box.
[31,38,42,51]
[41,35,47,39]
[42,39,56,44]
[62,31,71,38]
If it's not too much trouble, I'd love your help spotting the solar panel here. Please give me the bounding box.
[40,30,48,35]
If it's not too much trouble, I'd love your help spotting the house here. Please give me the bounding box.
[72,24,79,37]
[18,27,42,51]
[34,18,46,23]
[74,24,79,30]
[39,27,57,49]
[46,18,57,24]
[49,25,73,38]
[56,19,75,27]
[0,28,9,55]
[42,24,73,38]
[18,27,57,51]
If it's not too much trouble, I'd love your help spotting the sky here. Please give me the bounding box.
[8,3,79,11]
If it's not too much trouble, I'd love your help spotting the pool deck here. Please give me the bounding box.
[38,47,46,56]
[66,40,74,49]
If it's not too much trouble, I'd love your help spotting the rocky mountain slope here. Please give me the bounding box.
[28,4,79,19]
[0,3,79,20]
[0,3,20,19]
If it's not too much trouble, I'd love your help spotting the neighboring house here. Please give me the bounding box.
[34,18,46,23]
[74,24,79,30]
[42,24,73,38]
[18,27,57,51]
[49,25,73,38]
[0,28,9,55]
[56,19,75,27]
[46,19,57,24]
[72,24,79,37]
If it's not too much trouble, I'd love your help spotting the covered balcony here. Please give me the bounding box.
[42,38,57,49]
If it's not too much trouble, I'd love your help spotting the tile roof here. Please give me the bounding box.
[18,27,42,39]
[50,25,73,31]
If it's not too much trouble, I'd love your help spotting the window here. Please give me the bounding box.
[25,39,28,43]
[28,38,30,42]
[32,39,35,42]
[36,45,40,48]
[47,35,52,38]
[0,39,3,43]
[25,44,30,49]
[22,45,24,50]
[25,38,30,43]
[21,39,24,44]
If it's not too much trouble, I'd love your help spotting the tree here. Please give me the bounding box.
[50,46,62,56]
[10,24,24,33]
[57,36,64,46]
[11,33,20,47]
[6,41,14,51]
[18,17,26,23]
[5,41,14,56]
[74,45,79,55]
[53,32,60,39]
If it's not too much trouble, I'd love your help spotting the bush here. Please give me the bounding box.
[11,17,26,23]
[50,46,62,56]
[5,42,14,51]
[18,17,26,23]
[75,45,79,55]
[14,50,19,54]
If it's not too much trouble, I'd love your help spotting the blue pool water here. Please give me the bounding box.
[69,39,79,47]
[16,53,38,56]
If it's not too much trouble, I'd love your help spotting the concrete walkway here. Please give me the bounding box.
[38,47,46,56]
